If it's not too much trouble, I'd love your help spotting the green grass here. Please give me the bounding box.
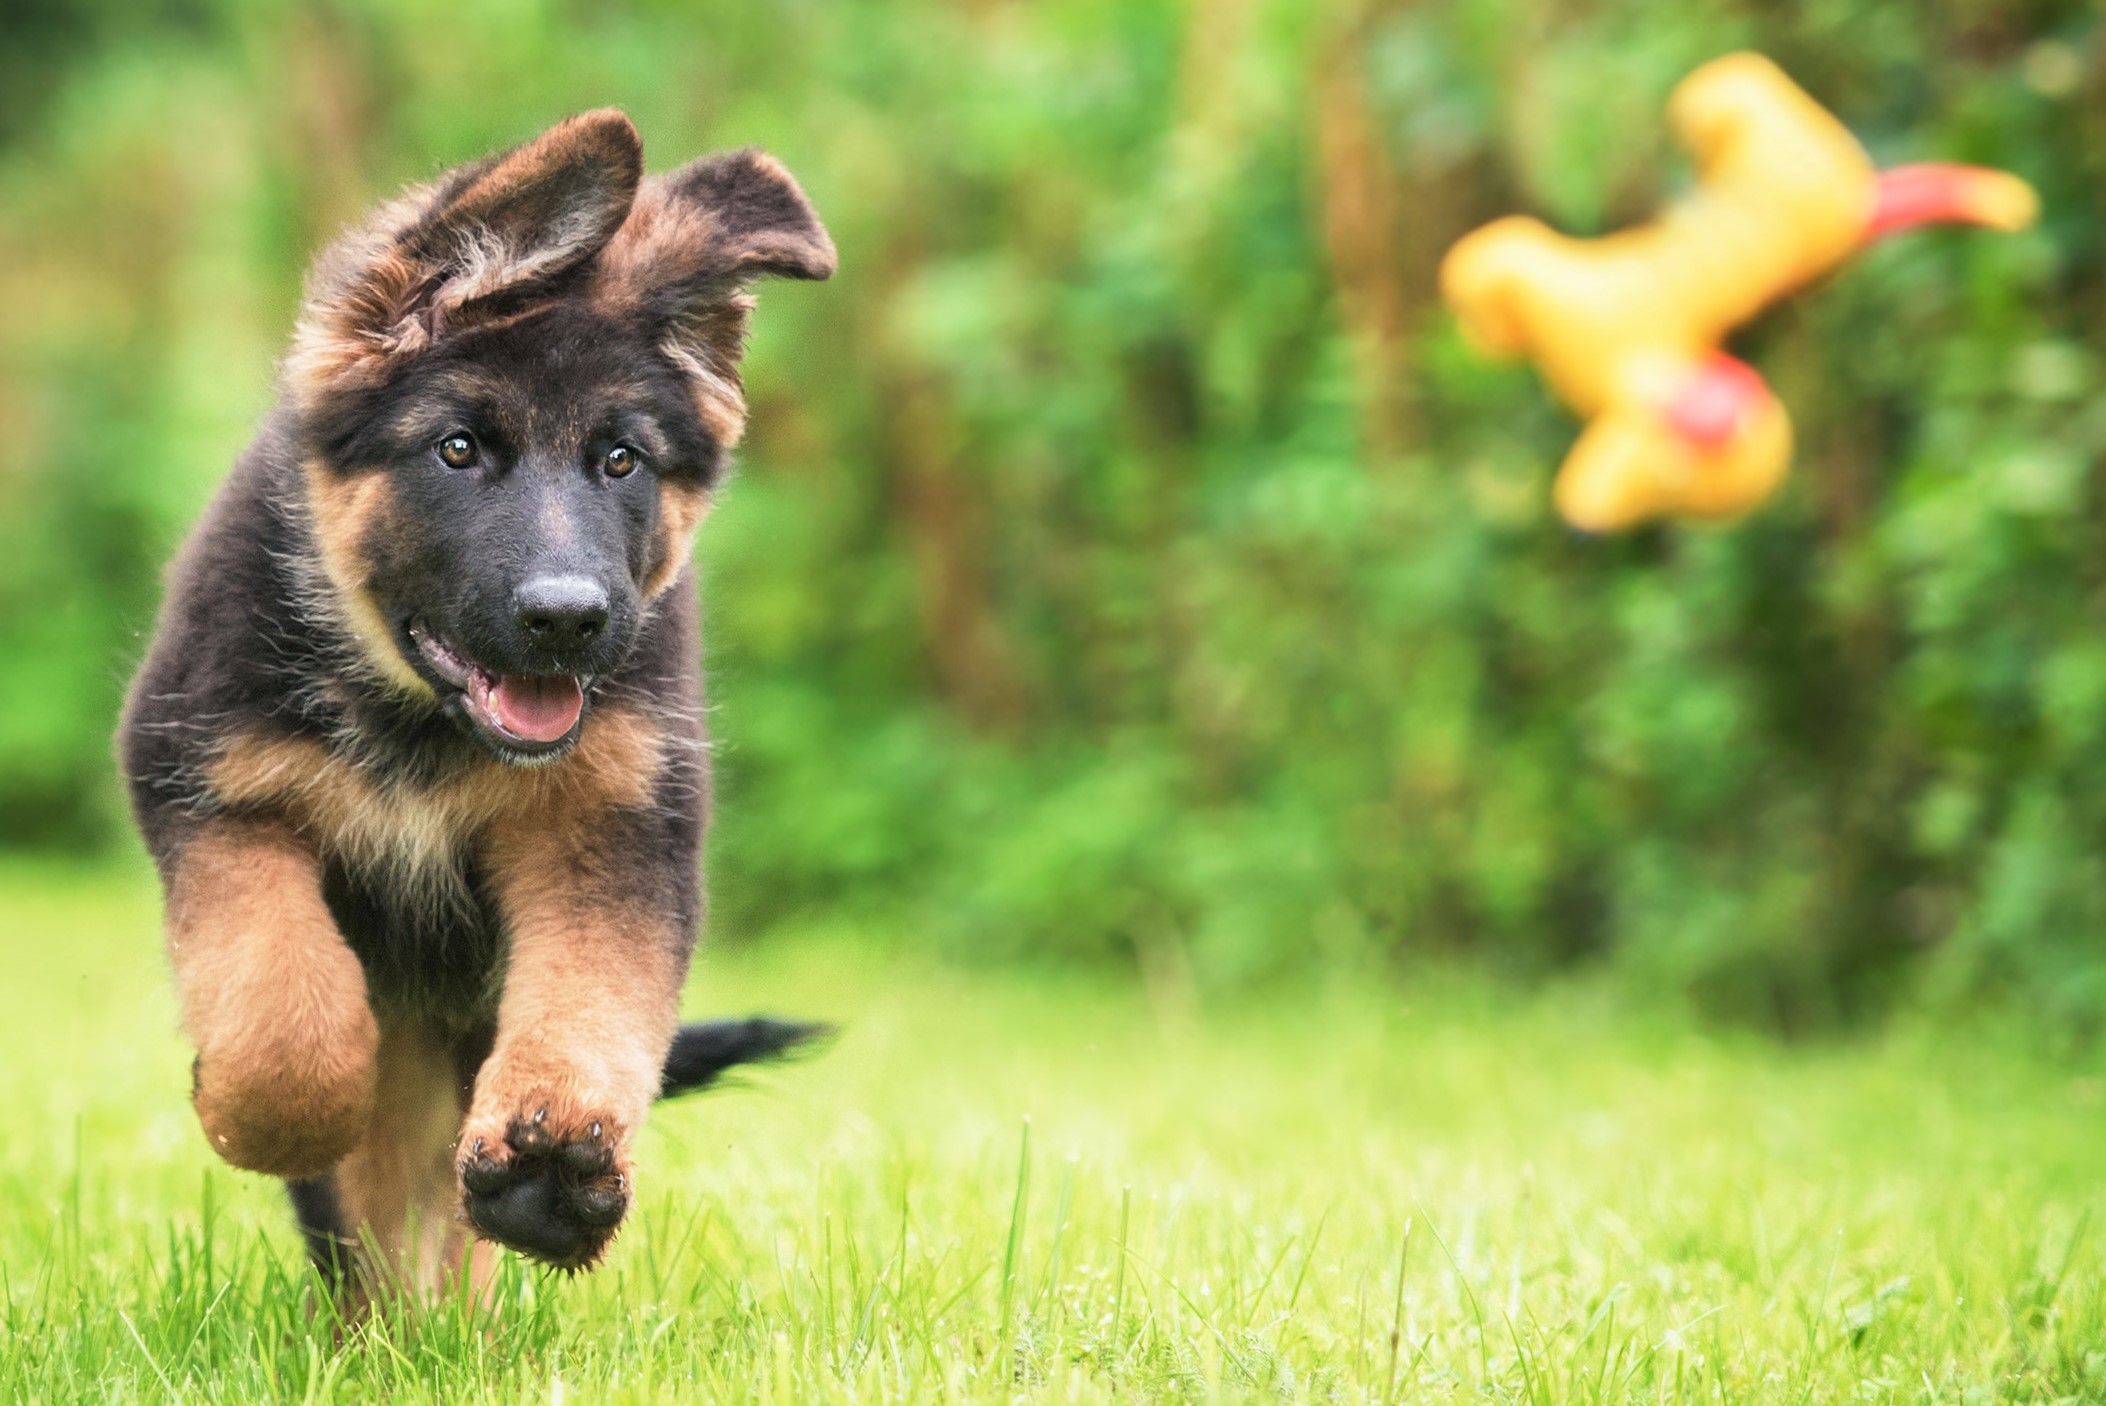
[2,863,2103,1403]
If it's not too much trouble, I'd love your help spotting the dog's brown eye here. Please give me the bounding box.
[604,444,638,478]
[437,433,478,469]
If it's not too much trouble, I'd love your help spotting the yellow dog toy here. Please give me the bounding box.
[1440,52,2038,532]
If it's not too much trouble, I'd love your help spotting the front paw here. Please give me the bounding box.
[457,1109,630,1269]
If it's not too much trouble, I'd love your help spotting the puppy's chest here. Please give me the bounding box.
[321,843,506,1026]
[204,707,664,892]
[208,730,535,886]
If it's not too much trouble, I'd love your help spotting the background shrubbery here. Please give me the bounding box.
[3,0,2103,1033]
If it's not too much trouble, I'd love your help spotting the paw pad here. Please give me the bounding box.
[460,1116,627,1268]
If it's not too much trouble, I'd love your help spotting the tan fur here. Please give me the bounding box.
[660,308,753,445]
[207,708,663,892]
[283,190,441,404]
[302,460,432,697]
[588,182,753,443]
[455,802,688,1227]
[285,110,642,411]
[165,823,379,1177]
[589,149,835,448]
[330,1023,487,1303]
[644,481,712,598]
[586,178,720,313]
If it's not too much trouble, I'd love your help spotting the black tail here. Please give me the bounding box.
[658,1016,832,1099]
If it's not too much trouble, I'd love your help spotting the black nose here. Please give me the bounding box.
[513,576,609,652]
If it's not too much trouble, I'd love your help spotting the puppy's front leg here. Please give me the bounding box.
[458,805,692,1268]
[162,820,380,1177]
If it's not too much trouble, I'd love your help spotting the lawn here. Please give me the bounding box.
[2,862,2102,1404]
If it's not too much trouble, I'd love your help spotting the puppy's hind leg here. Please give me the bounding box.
[287,1172,354,1291]
[321,1020,488,1308]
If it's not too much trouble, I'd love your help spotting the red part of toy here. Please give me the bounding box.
[1868,163,2040,241]
[1665,354,1769,448]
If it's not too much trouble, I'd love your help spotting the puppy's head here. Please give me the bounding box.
[289,110,833,764]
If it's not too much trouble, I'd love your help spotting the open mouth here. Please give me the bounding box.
[406,620,587,759]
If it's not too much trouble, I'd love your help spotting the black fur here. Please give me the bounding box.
[660,1017,833,1097]
[287,1175,354,1288]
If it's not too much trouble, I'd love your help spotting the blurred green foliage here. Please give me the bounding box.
[3,0,2103,1033]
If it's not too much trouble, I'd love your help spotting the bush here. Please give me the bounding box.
[4,0,2103,1032]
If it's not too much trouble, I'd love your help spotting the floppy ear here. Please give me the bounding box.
[592,147,836,444]
[288,109,643,404]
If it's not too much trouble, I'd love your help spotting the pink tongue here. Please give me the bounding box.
[487,675,584,743]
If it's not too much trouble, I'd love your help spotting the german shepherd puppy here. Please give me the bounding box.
[118,110,834,1295]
